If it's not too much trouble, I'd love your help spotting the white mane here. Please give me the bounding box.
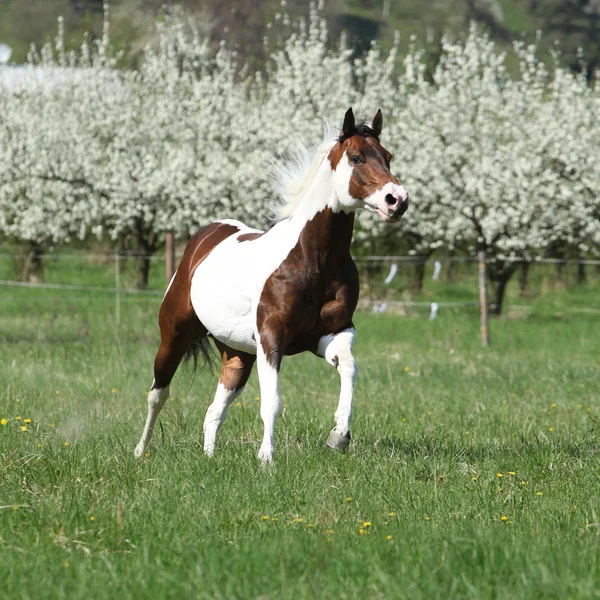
[271,120,340,221]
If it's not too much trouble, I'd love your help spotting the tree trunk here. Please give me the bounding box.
[136,253,152,289]
[487,260,518,316]
[577,261,586,285]
[134,222,158,290]
[518,262,530,297]
[491,277,509,315]
[21,241,44,283]
[444,258,457,283]
[411,259,427,294]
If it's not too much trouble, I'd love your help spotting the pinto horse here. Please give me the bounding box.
[134,108,409,463]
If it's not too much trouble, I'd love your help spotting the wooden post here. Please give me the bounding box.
[478,251,489,347]
[165,232,175,284]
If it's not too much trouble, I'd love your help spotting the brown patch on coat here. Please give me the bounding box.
[238,232,264,242]
[214,340,256,391]
[256,208,359,368]
[152,222,239,388]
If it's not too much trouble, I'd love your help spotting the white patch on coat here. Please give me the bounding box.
[190,154,336,355]
[203,382,242,457]
[134,382,169,457]
[255,335,281,463]
[317,327,357,436]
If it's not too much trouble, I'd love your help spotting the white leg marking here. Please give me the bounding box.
[318,328,357,446]
[256,341,281,464]
[134,381,169,458]
[203,382,242,457]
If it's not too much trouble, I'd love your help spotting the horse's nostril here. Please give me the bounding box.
[385,194,397,207]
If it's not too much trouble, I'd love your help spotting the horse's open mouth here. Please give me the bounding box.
[376,207,402,223]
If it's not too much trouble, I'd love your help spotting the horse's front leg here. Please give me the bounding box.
[318,327,357,451]
[255,322,286,464]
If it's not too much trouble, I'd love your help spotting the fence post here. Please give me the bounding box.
[165,232,175,284]
[115,249,120,325]
[478,251,489,347]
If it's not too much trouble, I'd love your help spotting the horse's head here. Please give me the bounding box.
[329,108,408,222]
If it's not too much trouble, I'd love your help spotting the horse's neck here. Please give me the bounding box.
[283,159,355,267]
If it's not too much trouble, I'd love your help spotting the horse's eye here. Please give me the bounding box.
[350,155,362,164]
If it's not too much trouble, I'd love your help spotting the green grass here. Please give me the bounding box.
[1,279,599,599]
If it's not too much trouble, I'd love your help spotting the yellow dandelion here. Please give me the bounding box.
[326,529,334,534]
[345,497,352,503]
[572,505,577,510]
[292,517,304,523]
[21,425,27,432]
[472,477,478,481]
[12,506,18,511]
[56,390,60,395]
[387,535,393,540]
[51,423,56,428]
[362,521,372,528]
[359,528,366,535]
[403,366,409,372]
[521,481,527,485]
[500,515,508,521]
[402,417,407,422]
[536,491,543,496]
[388,512,397,517]
[587,407,591,412]
[508,471,516,476]
[24,418,32,424]
[465,431,470,435]
[578,404,583,409]
[306,524,314,529]
[255,397,260,401]
[37,443,41,447]
[16,416,21,421]
[424,517,430,521]
[63,441,69,447]
[0,418,7,426]
[261,515,269,521]
[496,473,503,478]
[551,403,556,408]
[548,427,554,432]
[111,389,117,394]
[499,488,504,492]
[271,517,279,522]
[64,562,70,568]
[89,516,95,522]
[382,521,388,525]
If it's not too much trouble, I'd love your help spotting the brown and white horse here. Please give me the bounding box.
[134,108,409,463]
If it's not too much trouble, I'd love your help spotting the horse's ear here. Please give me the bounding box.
[341,107,355,137]
[369,109,383,138]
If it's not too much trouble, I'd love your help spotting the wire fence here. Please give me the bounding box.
[0,250,599,323]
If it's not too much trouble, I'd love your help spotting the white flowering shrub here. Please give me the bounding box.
[0,4,598,297]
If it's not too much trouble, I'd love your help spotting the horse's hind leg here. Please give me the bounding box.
[203,341,256,457]
[134,297,206,458]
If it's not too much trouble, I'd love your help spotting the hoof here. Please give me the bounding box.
[257,447,274,465]
[326,429,350,451]
[134,443,145,458]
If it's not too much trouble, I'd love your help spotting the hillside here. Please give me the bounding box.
[0,1,598,76]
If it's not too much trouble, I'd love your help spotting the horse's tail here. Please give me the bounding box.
[183,336,217,379]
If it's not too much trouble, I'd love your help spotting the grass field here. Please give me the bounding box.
[1,277,599,599]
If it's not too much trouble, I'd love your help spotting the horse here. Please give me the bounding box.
[134,108,409,463]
